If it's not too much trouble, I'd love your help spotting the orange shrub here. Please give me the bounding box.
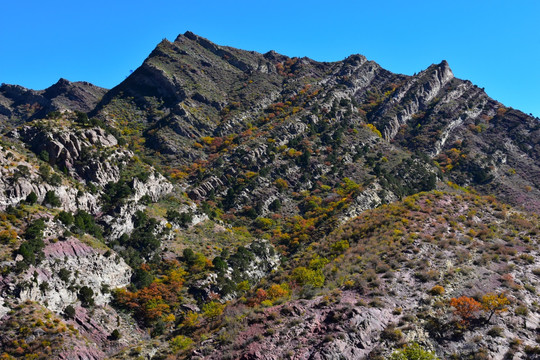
[450,296,482,325]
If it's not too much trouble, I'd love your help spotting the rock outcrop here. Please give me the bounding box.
[11,124,128,186]
[15,237,131,313]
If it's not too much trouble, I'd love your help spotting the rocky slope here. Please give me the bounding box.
[0,32,538,359]
[198,192,540,359]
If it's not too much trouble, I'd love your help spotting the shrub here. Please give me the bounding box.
[56,211,74,226]
[390,343,439,360]
[25,191,38,204]
[274,178,289,191]
[131,267,153,289]
[73,210,103,239]
[331,240,350,254]
[267,283,290,300]
[254,217,273,230]
[39,150,50,162]
[49,173,62,186]
[291,267,325,288]
[78,286,94,307]
[109,329,121,341]
[43,190,61,207]
[16,219,46,270]
[101,180,133,211]
[487,326,503,337]
[429,285,445,296]
[58,268,71,282]
[64,305,76,319]
[170,335,193,353]
[381,325,403,341]
[212,256,228,274]
[166,210,193,227]
[450,296,482,325]
[0,229,17,244]
[365,123,382,138]
[515,305,528,317]
[114,261,185,327]
[202,301,224,321]
[75,111,89,125]
[269,199,282,212]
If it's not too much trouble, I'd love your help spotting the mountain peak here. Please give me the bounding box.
[175,30,211,44]
[183,30,198,40]
[438,59,452,75]
[55,78,71,86]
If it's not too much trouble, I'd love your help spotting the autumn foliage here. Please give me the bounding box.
[481,293,510,321]
[114,260,186,326]
[450,296,482,324]
[449,293,511,326]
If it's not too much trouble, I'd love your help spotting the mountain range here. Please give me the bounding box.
[0,31,539,359]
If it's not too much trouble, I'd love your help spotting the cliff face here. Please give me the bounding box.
[0,32,539,360]
[16,236,131,312]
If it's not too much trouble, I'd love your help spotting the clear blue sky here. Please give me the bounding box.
[1,0,539,117]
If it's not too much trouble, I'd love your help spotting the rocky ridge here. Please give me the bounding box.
[0,78,107,130]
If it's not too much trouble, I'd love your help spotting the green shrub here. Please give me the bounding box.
[56,211,74,226]
[58,268,71,282]
[381,325,403,341]
[49,173,62,186]
[170,335,193,353]
[101,180,133,211]
[269,199,282,212]
[109,329,121,341]
[389,343,439,360]
[16,219,46,270]
[73,210,102,239]
[78,286,94,307]
[75,111,89,125]
[43,190,61,207]
[515,305,529,316]
[291,267,325,288]
[166,210,193,227]
[39,150,50,162]
[25,191,38,204]
[64,305,76,319]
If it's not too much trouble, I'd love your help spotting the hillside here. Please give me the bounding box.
[0,32,539,359]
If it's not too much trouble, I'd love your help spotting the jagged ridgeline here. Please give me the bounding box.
[0,31,539,359]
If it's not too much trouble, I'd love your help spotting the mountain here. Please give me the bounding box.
[0,78,107,130]
[0,32,539,359]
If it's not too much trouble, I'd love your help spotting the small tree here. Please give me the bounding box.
[450,296,482,325]
[482,293,510,322]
